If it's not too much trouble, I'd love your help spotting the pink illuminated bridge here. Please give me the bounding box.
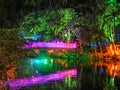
[20,41,77,49]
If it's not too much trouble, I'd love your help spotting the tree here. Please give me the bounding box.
[98,0,120,43]
[0,28,24,80]
[19,8,77,41]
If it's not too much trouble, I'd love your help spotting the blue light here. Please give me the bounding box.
[102,42,106,46]
[117,34,120,41]
[107,41,110,45]
[21,33,26,37]
[91,42,94,47]
[32,34,38,40]
[93,42,97,47]
[98,42,100,46]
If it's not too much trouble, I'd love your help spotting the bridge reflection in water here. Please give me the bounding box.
[8,69,77,89]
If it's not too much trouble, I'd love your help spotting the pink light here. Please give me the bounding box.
[8,69,77,89]
[20,41,77,49]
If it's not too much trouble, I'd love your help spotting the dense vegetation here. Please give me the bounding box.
[0,0,120,82]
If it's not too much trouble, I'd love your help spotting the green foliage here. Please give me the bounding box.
[60,9,75,26]
[75,0,120,43]
[98,0,120,42]
[104,77,115,89]
[79,53,90,66]
[19,8,76,41]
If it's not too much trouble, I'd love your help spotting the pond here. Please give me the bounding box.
[5,62,120,90]
[1,48,120,90]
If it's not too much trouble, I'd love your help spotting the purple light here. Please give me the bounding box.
[8,69,77,89]
[20,41,77,49]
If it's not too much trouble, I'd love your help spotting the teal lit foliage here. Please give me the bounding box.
[33,58,49,65]
[79,53,90,66]
[17,59,34,77]
[19,9,76,41]
[98,0,120,42]
[32,58,52,74]
[34,49,52,74]
[17,58,52,77]
[16,49,52,77]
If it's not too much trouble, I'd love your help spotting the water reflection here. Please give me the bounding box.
[2,58,120,90]
[8,69,77,90]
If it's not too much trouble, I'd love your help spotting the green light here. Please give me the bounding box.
[34,58,49,65]
[64,77,77,88]
[43,59,48,64]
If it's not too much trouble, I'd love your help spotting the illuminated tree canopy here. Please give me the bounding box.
[98,0,120,42]
[19,8,78,41]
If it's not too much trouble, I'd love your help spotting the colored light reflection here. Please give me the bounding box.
[33,58,49,65]
[20,41,77,49]
[8,69,77,89]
